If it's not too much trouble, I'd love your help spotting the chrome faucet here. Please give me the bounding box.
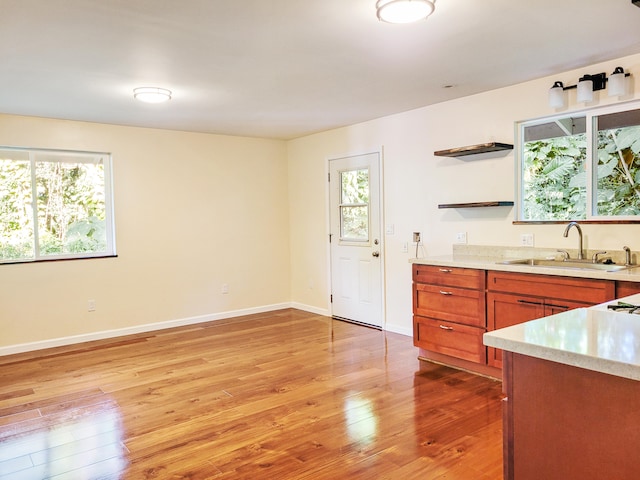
[563,221,584,260]
[623,246,632,266]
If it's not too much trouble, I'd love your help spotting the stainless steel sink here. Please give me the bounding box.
[497,258,635,272]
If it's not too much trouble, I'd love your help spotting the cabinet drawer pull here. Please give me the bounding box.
[438,268,453,273]
[546,302,569,310]
[439,325,454,331]
[439,290,453,295]
[517,299,543,306]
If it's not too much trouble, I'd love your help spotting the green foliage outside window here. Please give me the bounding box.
[0,149,112,262]
[522,134,587,220]
[340,168,369,241]
[520,105,640,221]
[595,126,640,216]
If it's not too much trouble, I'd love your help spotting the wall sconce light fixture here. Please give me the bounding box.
[608,67,630,97]
[548,81,572,109]
[577,73,607,103]
[548,68,631,108]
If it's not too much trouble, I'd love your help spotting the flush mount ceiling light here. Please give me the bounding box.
[133,87,172,103]
[376,0,435,23]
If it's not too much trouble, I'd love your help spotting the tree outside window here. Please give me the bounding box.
[0,148,115,263]
[518,103,640,222]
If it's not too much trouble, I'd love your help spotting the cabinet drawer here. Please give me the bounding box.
[413,264,484,289]
[414,283,485,327]
[414,316,486,363]
[616,281,640,299]
[487,271,614,304]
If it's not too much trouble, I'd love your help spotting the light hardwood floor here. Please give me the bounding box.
[0,309,503,479]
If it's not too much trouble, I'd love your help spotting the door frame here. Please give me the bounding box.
[325,147,386,329]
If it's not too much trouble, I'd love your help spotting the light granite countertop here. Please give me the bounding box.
[483,294,640,381]
[410,244,640,282]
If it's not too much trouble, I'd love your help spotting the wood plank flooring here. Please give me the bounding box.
[0,309,504,479]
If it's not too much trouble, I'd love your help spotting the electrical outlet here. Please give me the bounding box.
[221,283,229,294]
[412,231,421,244]
[88,299,96,312]
[520,233,534,247]
[402,241,408,253]
[455,232,467,244]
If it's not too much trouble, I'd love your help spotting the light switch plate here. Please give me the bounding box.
[455,232,467,244]
[521,233,534,247]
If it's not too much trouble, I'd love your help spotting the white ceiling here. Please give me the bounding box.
[2,0,640,140]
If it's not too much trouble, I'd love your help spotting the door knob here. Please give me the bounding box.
[372,251,380,257]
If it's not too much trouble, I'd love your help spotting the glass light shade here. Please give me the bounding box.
[376,0,435,23]
[548,81,566,109]
[577,77,593,103]
[133,87,172,103]
[608,68,626,97]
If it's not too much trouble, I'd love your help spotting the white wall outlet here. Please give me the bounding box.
[221,283,229,294]
[88,299,96,312]
[412,231,422,244]
[455,232,467,244]
[520,233,534,247]
[402,241,408,253]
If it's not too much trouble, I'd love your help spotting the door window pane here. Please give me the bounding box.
[340,169,369,241]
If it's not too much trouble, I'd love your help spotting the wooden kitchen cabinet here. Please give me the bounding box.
[487,271,615,368]
[503,352,640,480]
[616,280,640,298]
[413,264,486,364]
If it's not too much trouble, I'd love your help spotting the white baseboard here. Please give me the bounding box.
[290,302,330,316]
[384,323,412,337]
[0,302,292,357]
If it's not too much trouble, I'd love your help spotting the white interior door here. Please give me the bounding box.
[329,152,383,328]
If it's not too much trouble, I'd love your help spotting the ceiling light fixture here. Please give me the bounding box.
[376,0,435,24]
[133,87,172,103]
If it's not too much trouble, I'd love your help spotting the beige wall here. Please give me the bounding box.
[288,52,640,336]
[4,52,640,352]
[0,116,290,351]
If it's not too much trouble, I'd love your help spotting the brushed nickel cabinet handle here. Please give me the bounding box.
[439,290,453,295]
[438,268,453,273]
[439,325,454,331]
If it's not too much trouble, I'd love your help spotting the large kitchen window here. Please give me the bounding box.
[517,101,640,222]
[0,147,115,263]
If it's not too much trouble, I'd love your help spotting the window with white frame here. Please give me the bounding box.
[0,147,115,263]
[517,101,640,222]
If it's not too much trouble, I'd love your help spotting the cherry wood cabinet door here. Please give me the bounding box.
[486,292,544,368]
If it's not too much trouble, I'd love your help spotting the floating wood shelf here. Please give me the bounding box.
[434,142,513,157]
[438,201,515,209]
